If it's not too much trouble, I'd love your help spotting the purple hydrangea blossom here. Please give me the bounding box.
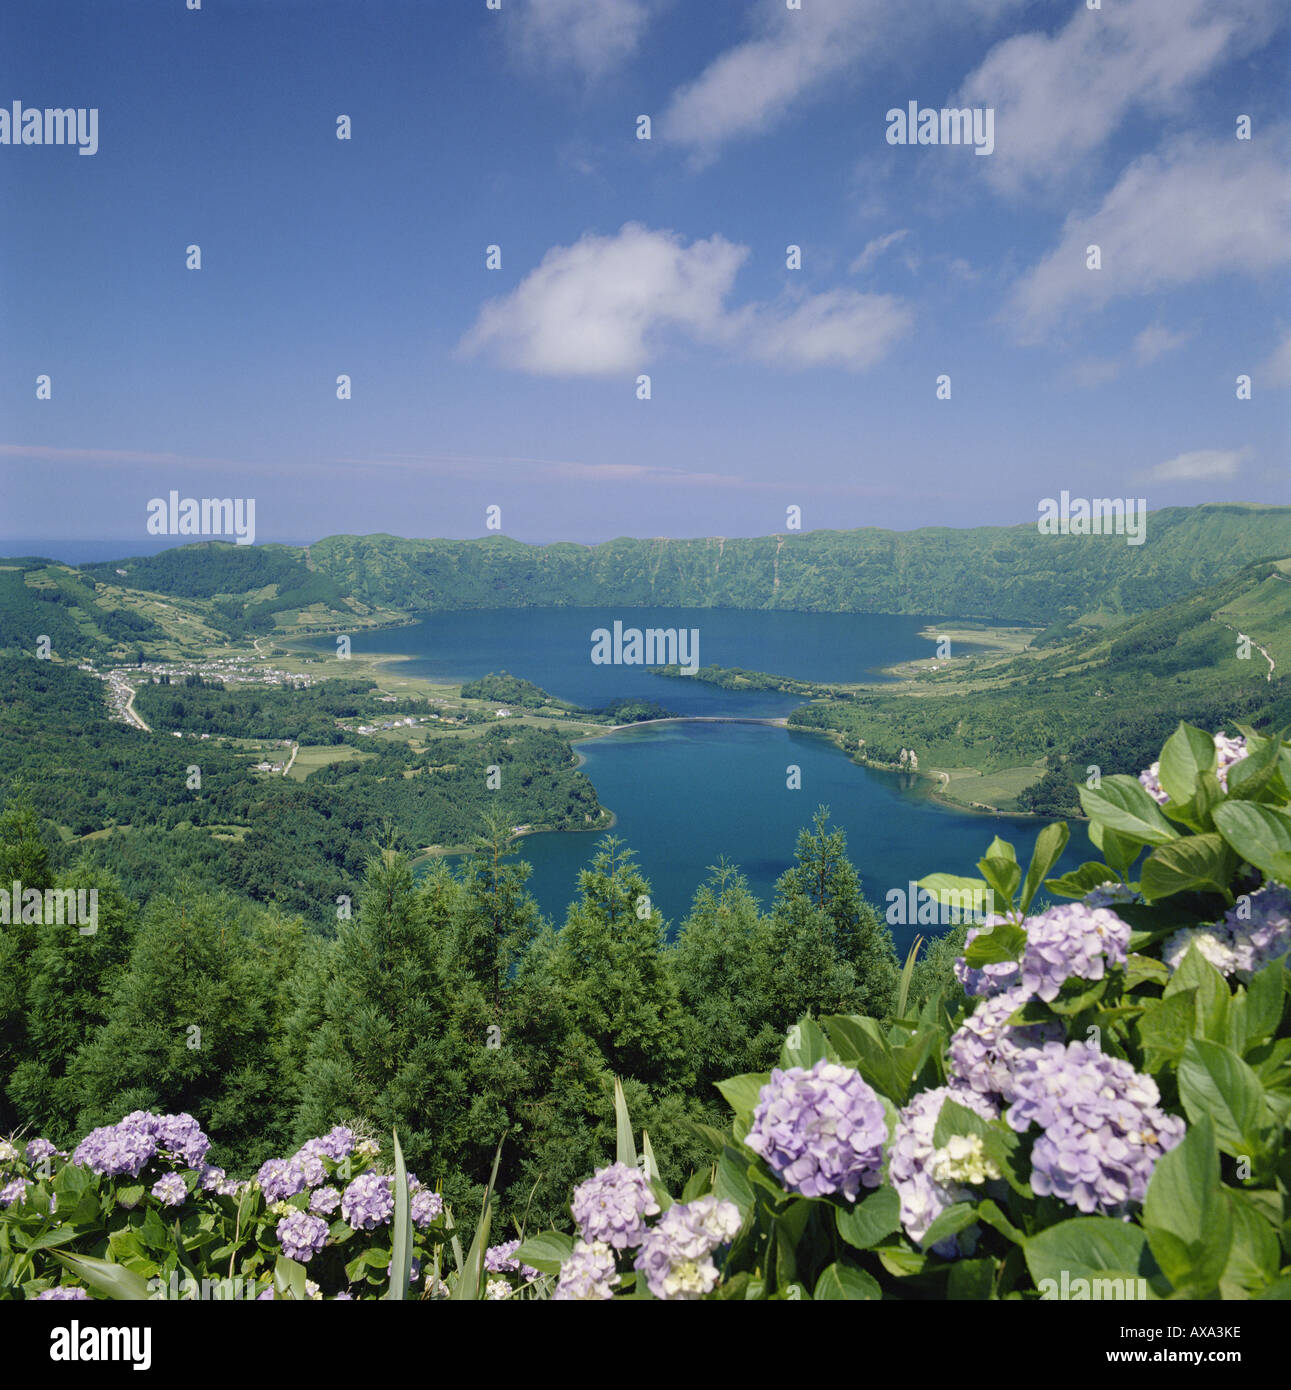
[1006,1041,1185,1214]
[34,1286,90,1300]
[276,1210,330,1262]
[309,1185,342,1216]
[256,1158,307,1203]
[151,1173,188,1207]
[0,1140,18,1165]
[1019,903,1130,1002]
[1162,883,1291,982]
[889,1086,999,1254]
[1140,732,1247,805]
[1083,882,1141,910]
[553,1241,620,1301]
[633,1197,741,1300]
[1,1177,30,1209]
[1162,926,1239,978]
[484,1238,539,1281]
[314,1126,356,1161]
[744,1060,887,1202]
[340,1172,394,1231]
[410,1188,443,1228]
[291,1149,328,1188]
[570,1162,661,1250]
[25,1137,58,1163]
[71,1121,156,1178]
[947,984,1063,1103]
[953,917,1021,998]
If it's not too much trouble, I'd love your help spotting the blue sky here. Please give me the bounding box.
[1,0,1288,551]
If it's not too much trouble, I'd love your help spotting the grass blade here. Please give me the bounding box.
[613,1076,637,1168]
[385,1127,413,1301]
[896,935,923,1019]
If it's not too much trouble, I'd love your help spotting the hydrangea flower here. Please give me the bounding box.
[1006,1041,1185,1214]
[292,1148,328,1188]
[889,1086,998,1253]
[309,1185,342,1216]
[570,1162,660,1250]
[1140,732,1247,805]
[1083,882,1141,910]
[1019,902,1130,1002]
[0,1140,18,1165]
[34,1286,90,1300]
[151,1173,188,1207]
[1162,883,1291,982]
[633,1197,741,1300]
[277,1210,330,1263]
[410,1189,443,1228]
[1162,926,1240,978]
[72,1122,156,1178]
[553,1241,620,1301]
[25,1137,58,1163]
[485,1278,512,1300]
[341,1172,394,1231]
[947,985,1062,1103]
[355,1138,381,1159]
[1,1177,30,1209]
[952,918,1021,999]
[256,1158,307,1203]
[483,1238,536,1280]
[745,1060,887,1201]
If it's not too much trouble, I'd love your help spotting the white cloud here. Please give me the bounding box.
[509,0,657,81]
[1008,132,1291,342]
[659,0,1024,161]
[1143,448,1247,482]
[1133,323,1193,364]
[959,0,1278,193]
[458,223,911,375]
[1065,358,1120,389]
[849,230,910,275]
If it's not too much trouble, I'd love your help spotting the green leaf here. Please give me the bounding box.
[1224,731,1283,801]
[1142,1114,1232,1297]
[1213,801,1291,878]
[834,1184,900,1250]
[920,1202,979,1252]
[451,1135,505,1301]
[115,1184,146,1210]
[613,1075,636,1169]
[895,935,922,1021]
[961,920,1027,968]
[1219,1191,1281,1298]
[1163,942,1230,1041]
[511,1230,573,1277]
[918,873,992,914]
[385,1128,413,1302]
[780,1016,830,1070]
[273,1254,308,1301]
[53,1252,153,1301]
[1178,1039,1272,1161]
[714,1147,755,1218]
[1236,960,1286,1051]
[1026,1219,1162,1300]
[1020,821,1070,914]
[1138,989,1200,1070]
[1045,862,1127,899]
[1079,776,1180,846]
[819,1016,906,1101]
[813,1261,881,1300]
[1157,722,1218,806]
[714,1072,770,1124]
[1139,834,1237,901]
[977,852,1021,906]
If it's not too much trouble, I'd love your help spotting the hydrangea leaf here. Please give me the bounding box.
[834,1184,900,1250]
[1142,1114,1231,1297]
[1157,722,1218,806]
[1178,1039,1273,1163]
[1213,801,1291,879]
[1025,1217,1164,1299]
[1219,1190,1281,1298]
[1079,776,1180,847]
[1019,821,1069,915]
[813,1261,880,1300]
[1139,834,1237,902]
[53,1251,153,1301]
[1045,861,1127,899]
[510,1231,572,1276]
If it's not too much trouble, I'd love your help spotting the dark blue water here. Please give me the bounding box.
[321,608,943,716]
[513,722,1091,953]
[327,608,1086,948]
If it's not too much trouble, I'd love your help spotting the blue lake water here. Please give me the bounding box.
[327,609,1091,948]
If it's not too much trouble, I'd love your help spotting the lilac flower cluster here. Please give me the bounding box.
[1006,1041,1185,1214]
[947,985,1063,1103]
[552,1240,620,1301]
[1,1177,29,1209]
[277,1210,330,1263]
[256,1157,307,1203]
[1082,882,1141,910]
[889,1086,998,1253]
[633,1197,742,1300]
[310,1185,342,1216]
[340,1172,394,1231]
[484,1238,538,1281]
[34,1286,90,1300]
[25,1137,58,1163]
[1164,882,1291,982]
[745,1060,887,1202]
[570,1161,661,1250]
[1018,903,1130,1002]
[72,1111,209,1179]
[952,917,1020,999]
[198,1164,241,1198]
[410,1188,443,1228]
[1139,732,1247,805]
[151,1173,188,1207]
